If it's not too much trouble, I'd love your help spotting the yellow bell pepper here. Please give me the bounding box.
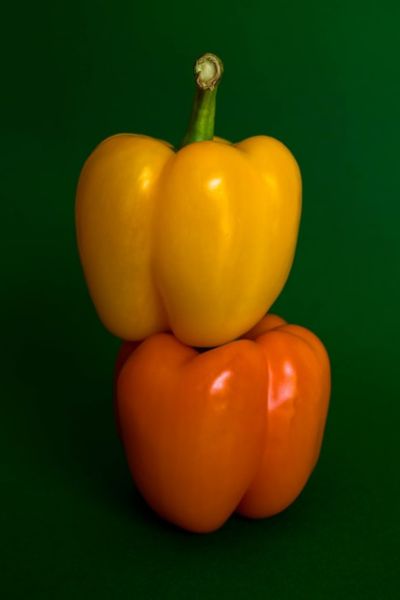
[76,54,301,347]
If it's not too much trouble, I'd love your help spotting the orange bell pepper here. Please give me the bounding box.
[116,316,330,533]
[117,334,268,533]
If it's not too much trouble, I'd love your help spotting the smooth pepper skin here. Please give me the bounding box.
[116,334,268,533]
[76,134,301,346]
[115,314,330,532]
[238,314,331,518]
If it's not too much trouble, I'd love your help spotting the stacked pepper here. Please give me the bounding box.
[76,53,330,533]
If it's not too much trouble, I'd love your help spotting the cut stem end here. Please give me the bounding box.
[195,53,224,91]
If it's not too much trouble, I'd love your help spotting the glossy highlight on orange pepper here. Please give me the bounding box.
[239,314,331,518]
[115,314,330,532]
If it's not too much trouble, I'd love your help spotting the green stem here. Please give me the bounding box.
[181,53,224,148]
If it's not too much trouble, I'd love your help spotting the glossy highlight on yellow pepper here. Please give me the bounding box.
[76,54,302,346]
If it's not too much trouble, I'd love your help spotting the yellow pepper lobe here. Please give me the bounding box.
[76,134,173,340]
[75,134,301,346]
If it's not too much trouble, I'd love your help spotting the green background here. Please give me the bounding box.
[2,0,399,597]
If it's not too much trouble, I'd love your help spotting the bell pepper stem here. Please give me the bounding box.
[181,53,224,147]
